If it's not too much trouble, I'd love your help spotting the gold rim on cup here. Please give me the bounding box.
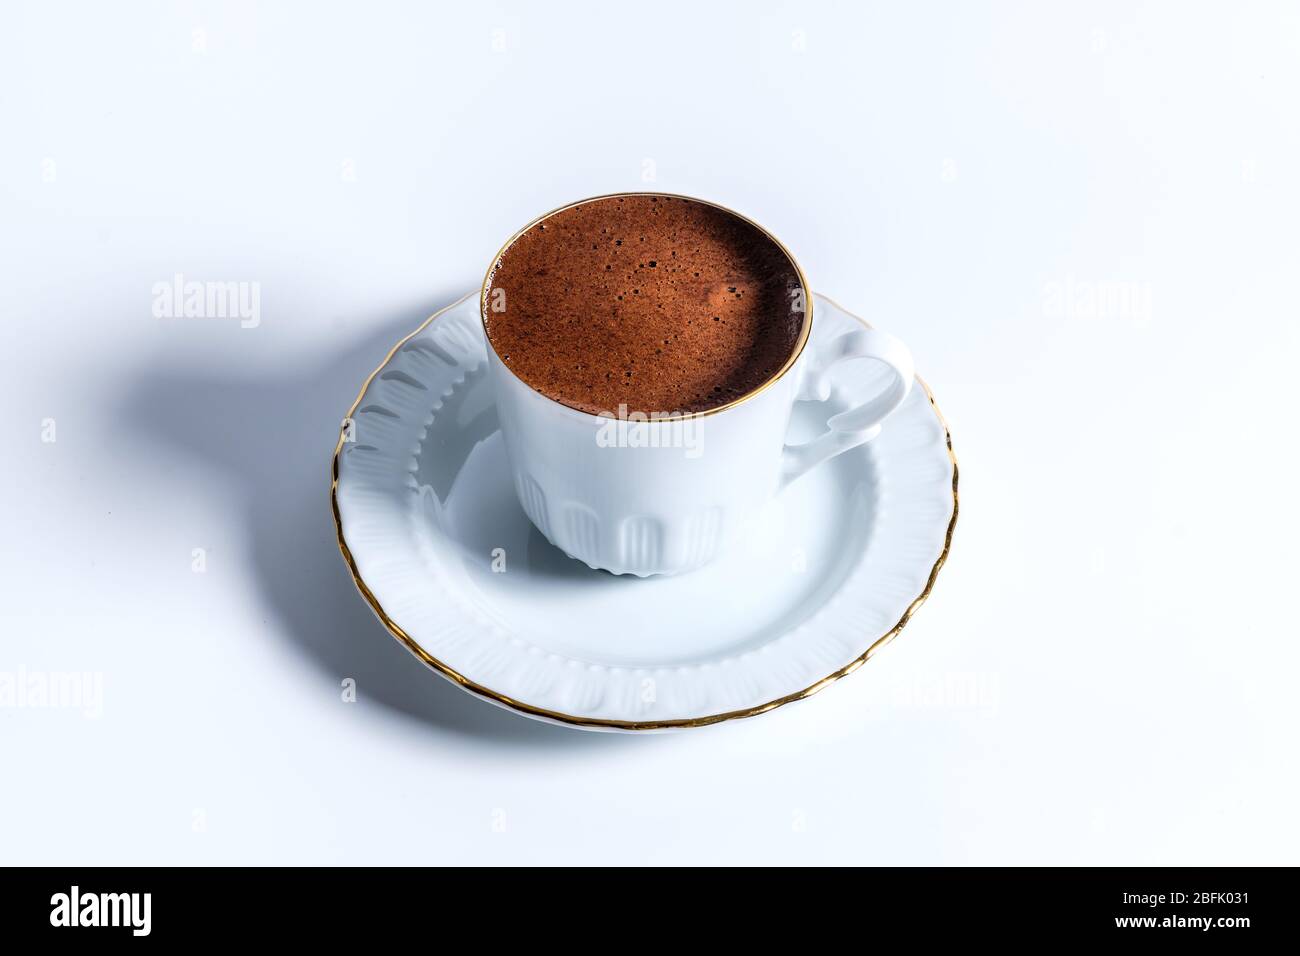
[478,191,815,421]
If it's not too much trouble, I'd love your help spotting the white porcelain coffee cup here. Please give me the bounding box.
[481,193,914,577]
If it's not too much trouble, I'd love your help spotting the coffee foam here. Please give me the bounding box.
[485,195,805,416]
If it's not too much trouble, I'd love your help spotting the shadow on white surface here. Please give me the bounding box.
[116,291,631,748]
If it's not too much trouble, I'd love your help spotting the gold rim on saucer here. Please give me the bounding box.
[331,293,958,730]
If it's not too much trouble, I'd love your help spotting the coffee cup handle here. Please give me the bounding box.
[780,328,915,488]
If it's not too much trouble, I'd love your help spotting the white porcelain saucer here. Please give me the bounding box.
[332,293,958,731]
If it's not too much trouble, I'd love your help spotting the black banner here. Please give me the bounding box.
[0,868,1281,942]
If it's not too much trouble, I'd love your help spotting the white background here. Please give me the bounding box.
[3,0,1297,865]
